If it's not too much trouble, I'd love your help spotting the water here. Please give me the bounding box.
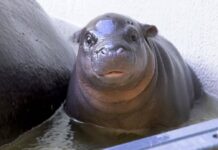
[0,94,218,150]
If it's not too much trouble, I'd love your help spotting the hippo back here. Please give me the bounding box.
[0,0,75,145]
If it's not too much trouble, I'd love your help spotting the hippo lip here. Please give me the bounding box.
[99,71,125,78]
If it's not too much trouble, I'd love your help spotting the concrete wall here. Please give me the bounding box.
[37,0,218,97]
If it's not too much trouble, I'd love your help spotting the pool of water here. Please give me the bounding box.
[0,94,218,150]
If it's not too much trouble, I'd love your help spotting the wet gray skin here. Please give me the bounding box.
[0,0,75,146]
[74,14,150,89]
[65,13,202,134]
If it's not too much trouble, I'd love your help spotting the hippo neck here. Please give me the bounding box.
[77,47,157,114]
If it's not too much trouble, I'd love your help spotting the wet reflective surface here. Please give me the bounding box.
[0,94,218,150]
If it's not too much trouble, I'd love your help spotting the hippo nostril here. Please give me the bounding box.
[95,48,106,54]
[96,47,126,55]
[101,49,106,54]
[117,48,125,54]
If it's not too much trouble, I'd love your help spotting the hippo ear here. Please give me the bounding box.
[142,24,158,38]
[71,30,82,43]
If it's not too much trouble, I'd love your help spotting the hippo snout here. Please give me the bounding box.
[91,45,135,78]
[95,45,126,55]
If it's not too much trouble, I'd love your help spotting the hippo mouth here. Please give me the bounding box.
[99,71,125,78]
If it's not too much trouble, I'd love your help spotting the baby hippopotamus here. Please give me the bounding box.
[65,13,202,134]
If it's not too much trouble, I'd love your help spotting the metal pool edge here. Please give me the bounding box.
[104,119,218,150]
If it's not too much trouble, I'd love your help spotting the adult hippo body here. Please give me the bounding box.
[65,13,202,134]
[0,0,75,145]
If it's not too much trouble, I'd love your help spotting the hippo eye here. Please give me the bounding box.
[85,33,97,46]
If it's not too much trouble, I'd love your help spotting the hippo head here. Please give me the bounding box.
[73,13,158,90]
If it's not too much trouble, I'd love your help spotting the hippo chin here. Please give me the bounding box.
[64,13,202,134]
